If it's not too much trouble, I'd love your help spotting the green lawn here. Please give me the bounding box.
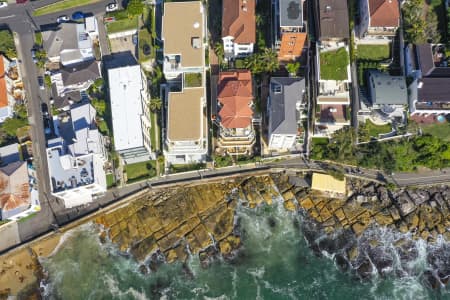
[357,44,390,61]
[170,163,206,173]
[125,160,156,183]
[106,174,115,188]
[311,137,329,146]
[149,111,160,151]
[34,0,103,16]
[138,29,152,62]
[365,120,392,137]
[184,73,202,87]
[106,17,138,34]
[320,48,349,80]
[421,122,450,141]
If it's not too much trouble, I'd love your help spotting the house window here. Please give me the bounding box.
[271,83,282,94]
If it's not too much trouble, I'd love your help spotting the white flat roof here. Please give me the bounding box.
[108,65,145,152]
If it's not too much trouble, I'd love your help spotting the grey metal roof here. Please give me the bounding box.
[0,161,24,177]
[280,0,303,27]
[269,77,305,135]
[368,70,407,105]
[318,0,349,39]
[0,143,20,166]
[416,44,450,77]
[43,24,78,59]
[418,77,450,103]
[60,60,100,86]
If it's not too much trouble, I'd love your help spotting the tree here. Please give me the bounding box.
[260,48,279,73]
[286,62,300,76]
[149,98,162,112]
[127,0,144,16]
[214,42,224,64]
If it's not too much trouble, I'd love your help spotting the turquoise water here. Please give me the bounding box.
[42,202,446,300]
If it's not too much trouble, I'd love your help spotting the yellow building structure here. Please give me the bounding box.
[311,173,346,196]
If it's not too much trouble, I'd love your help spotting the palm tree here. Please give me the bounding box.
[255,14,263,27]
[244,54,263,74]
[149,98,162,112]
[214,42,224,64]
[260,48,279,73]
[286,62,300,76]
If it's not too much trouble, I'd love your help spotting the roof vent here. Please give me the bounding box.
[193,22,200,29]
[325,5,332,12]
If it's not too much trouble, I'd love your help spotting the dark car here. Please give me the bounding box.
[132,34,138,45]
[43,117,52,135]
[41,103,49,116]
[31,48,37,63]
[71,11,84,20]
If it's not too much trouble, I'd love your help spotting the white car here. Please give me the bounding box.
[106,3,118,12]
[0,2,8,8]
[56,15,69,23]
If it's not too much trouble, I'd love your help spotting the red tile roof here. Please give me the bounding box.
[222,0,256,44]
[0,56,8,108]
[278,33,307,62]
[0,162,30,213]
[369,0,400,27]
[217,70,253,128]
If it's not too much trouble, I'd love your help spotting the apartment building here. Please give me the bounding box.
[108,64,152,163]
[162,1,208,164]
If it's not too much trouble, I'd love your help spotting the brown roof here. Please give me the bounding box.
[318,0,349,39]
[167,88,204,141]
[222,0,256,44]
[369,0,399,27]
[217,70,253,128]
[162,1,204,68]
[0,56,8,108]
[319,104,348,123]
[278,33,307,62]
[0,161,30,212]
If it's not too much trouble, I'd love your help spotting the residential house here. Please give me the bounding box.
[47,102,107,208]
[0,55,24,123]
[0,161,31,220]
[162,1,208,164]
[314,0,351,137]
[84,16,99,38]
[51,60,101,110]
[108,64,152,163]
[267,77,306,151]
[367,70,407,122]
[216,70,255,156]
[315,0,349,40]
[222,0,256,59]
[0,143,20,166]
[43,22,94,66]
[359,0,399,39]
[273,0,307,62]
[408,44,450,120]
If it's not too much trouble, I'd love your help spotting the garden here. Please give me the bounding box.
[319,48,349,81]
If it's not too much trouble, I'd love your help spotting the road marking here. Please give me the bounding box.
[0,15,14,19]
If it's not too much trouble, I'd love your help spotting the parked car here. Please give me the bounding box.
[56,15,69,23]
[106,2,118,12]
[37,76,45,90]
[43,117,52,135]
[31,48,37,63]
[132,34,138,45]
[0,2,8,8]
[71,11,84,20]
[41,103,49,116]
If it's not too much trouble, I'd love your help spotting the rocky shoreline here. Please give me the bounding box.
[95,172,450,289]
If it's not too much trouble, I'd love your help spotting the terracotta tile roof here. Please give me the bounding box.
[369,0,399,27]
[0,161,30,212]
[278,33,307,62]
[222,0,256,44]
[0,56,8,108]
[217,70,253,128]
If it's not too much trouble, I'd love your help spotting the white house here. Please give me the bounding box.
[47,102,107,208]
[222,0,256,59]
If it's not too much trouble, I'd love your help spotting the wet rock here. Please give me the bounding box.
[368,247,393,276]
[356,259,373,279]
[139,264,149,275]
[395,194,416,216]
[334,254,350,272]
[283,199,296,211]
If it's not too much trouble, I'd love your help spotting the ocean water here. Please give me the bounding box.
[41,201,449,300]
